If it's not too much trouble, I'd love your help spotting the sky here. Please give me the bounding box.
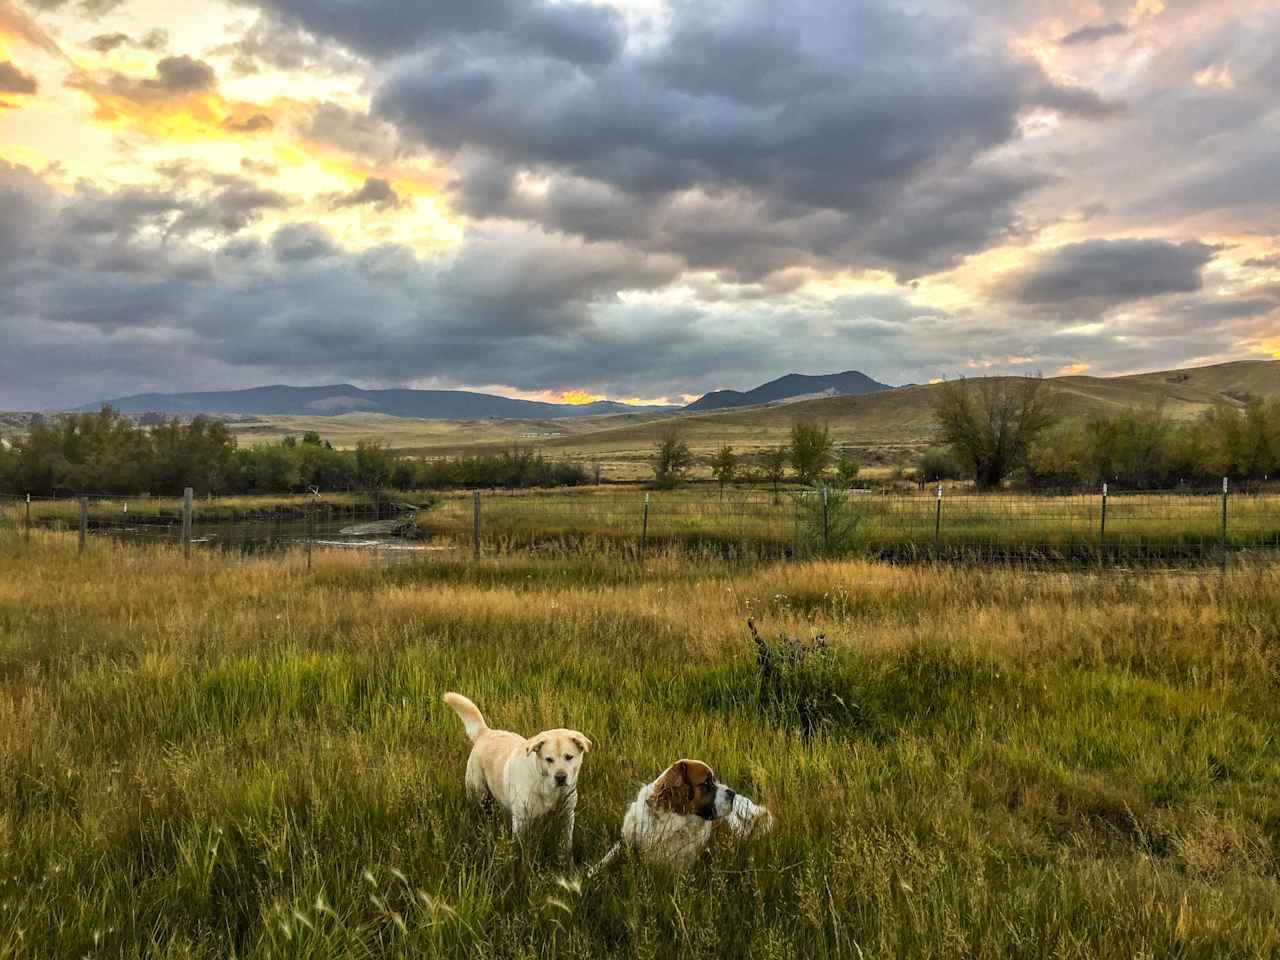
[0,0,1278,410]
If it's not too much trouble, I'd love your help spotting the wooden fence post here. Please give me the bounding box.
[183,487,193,561]
[25,494,31,545]
[78,497,87,554]
[306,499,314,573]
[473,490,481,559]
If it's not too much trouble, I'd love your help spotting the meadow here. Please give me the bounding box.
[1,525,1279,958]
[420,486,1280,562]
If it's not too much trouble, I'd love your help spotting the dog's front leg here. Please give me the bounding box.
[560,808,576,867]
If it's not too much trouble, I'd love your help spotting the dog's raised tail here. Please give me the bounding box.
[442,692,488,742]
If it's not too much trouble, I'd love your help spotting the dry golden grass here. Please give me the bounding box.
[1,526,1279,957]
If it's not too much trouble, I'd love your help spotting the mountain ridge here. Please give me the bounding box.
[74,384,676,420]
[684,370,892,411]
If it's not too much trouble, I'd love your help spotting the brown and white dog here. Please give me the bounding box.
[442,692,592,857]
[602,759,773,871]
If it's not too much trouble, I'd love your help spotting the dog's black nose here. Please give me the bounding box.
[555,772,568,786]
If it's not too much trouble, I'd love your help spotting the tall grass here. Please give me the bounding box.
[421,487,1280,562]
[1,527,1279,957]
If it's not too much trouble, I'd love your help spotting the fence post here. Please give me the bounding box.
[1221,476,1229,571]
[934,484,942,554]
[183,487,193,561]
[821,486,830,555]
[640,493,650,561]
[472,490,481,559]
[25,494,31,545]
[1099,482,1108,561]
[78,497,87,554]
[306,499,314,573]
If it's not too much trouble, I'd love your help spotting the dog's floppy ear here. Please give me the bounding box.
[526,737,545,755]
[570,733,592,754]
[650,760,693,813]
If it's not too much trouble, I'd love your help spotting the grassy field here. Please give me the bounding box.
[1,529,1279,957]
[420,486,1280,562]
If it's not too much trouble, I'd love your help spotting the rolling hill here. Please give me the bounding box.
[75,384,675,419]
[684,370,892,411]
[379,359,1280,479]
[46,358,1280,481]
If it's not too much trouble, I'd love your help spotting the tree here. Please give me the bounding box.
[760,447,788,503]
[834,455,860,487]
[789,420,834,486]
[651,429,692,489]
[710,444,738,497]
[932,377,1056,489]
[355,441,394,489]
[917,446,964,484]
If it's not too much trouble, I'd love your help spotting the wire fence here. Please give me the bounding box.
[0,491,448,567]
[3,482,1279,569]
[421,483,1279,567]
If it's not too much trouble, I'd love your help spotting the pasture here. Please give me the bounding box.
[1,528,1279,958]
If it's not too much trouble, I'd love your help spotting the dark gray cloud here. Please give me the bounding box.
[0,61,37,95]
[86,29,168,53]
[69,55,217,105]
[245,0,625,65]
[367,0,1117,282]
[222,113,274,134]
[302,102,402,164]
[210,15,358,77]
[25,0,123,19]
[1060,22,1128,46]
[1002,240,1217,307]
[331,177,402,211]
[270,222,337,261]
[150,55,215,94]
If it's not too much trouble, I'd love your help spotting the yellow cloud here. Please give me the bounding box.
[558,390,607,405]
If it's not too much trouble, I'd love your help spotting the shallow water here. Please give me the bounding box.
[98,516,445,562]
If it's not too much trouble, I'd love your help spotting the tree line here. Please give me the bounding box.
[923,377,1280,489]
[651,420,859,494]
[0,408,588,496]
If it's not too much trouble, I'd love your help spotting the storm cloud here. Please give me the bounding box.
[371,0,1097,280]
[2,0,1278,409]
[1001,240,1217,308]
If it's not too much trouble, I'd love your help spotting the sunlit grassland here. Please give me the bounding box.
[1,527,1279,957]
[420,487,1280,560]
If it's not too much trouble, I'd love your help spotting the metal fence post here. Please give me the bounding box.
[1099,482,1108,561]
[472,490,481,559]
[306,499,314,573]
[934,484,942,554]
[1221,476,1229,571]
[183,487,193,561]
[821,486,830,555]
[78,497,87,554]
[640,493,650,561]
